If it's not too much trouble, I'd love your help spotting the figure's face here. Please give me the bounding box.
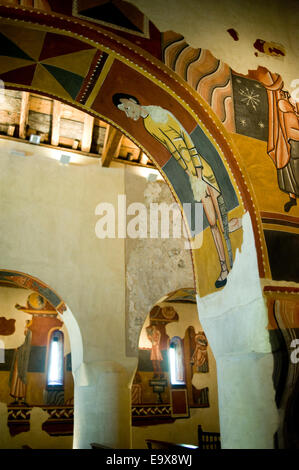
[118,98,141,121]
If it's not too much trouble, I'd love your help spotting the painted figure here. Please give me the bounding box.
[9,320,32,405]
[254,69,299,212]
[190,331,208,372]
[113,93,242,288]
[146,324,163,378]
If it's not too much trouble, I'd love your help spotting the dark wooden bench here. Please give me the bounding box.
[145,439,198,450]
[90,442,114,449]
[198,425,221,449]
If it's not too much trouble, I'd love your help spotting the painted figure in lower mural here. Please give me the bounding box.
[9,320,32,406]
[254,69,299,212]
[190,331,209,372]
[146,324,163,378]
[113,93,242,288]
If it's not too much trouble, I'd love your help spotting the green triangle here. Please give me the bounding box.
[42,64,83,100]
[0,32,34,62]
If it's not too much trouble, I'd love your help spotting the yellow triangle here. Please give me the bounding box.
[41,48,97,77]
[32,63,72,101]
[0,56,35,74]
[0,24,46,61]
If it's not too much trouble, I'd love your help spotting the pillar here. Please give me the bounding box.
[197,212,279,448]
[73,361,133,449]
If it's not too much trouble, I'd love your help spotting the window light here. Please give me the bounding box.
[47,330,64,387]
[169,336,185,386]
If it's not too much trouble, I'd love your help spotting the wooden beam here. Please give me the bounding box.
[20,0,34,7]
[7,125,15,137]
[81,113,94,153]
[51,100,62,147]
[19,91,29,139]
[34,0,51,11]
[101,126,123,167]
[140,152,149,166]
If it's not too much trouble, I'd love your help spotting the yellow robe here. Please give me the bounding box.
[143,106,220,199]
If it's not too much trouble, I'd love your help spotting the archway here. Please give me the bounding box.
[0,4,279,449]
[132,288,219,449]
[0,270,83,448]
[0,4,267,294]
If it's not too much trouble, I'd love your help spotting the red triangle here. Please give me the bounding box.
[0,64,37,86]
[39,32,94,62]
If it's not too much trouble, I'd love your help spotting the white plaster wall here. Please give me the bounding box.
[0,139,133,448]
[0,139,127,368]
[0,287,33,349]
[129,0,299,91]
[196,212,279,448]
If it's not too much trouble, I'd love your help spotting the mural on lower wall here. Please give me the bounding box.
[132,301,213,426]
[0,291,74,440]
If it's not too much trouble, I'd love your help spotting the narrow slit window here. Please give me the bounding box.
[169,336,185,386]
[47,330,64,387]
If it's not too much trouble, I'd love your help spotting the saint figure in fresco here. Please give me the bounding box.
[146,324,163,378]
[253,69,299,212]
[190,331,208,372]
[113,93,242,288]
[9,320,32,406]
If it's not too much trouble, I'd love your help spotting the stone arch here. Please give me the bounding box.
[0,5,279,448]
[0,269,83,372]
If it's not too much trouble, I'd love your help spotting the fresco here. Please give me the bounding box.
[162,31,299,285]
[248,68,299,213]
[132,303,212,425]
[0,291,73,439]
[0,271,66,313]
[0,2,297,322]
[0,7,250,296]
[0,318,15,336]
[113,92,243,290]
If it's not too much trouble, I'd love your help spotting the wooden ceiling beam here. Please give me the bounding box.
[19,91,29,139]
[81,113,94,153]
[34,0,51,11]
[20,0,34,7]
[140,152,149,166]
[101,126,123,167]
[51,100,62,147]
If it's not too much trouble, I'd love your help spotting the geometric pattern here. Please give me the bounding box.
[73,0,149,38]
[162,31,236,133]
[132,404,172,417]
[7,405,32,436]
[42,406,74,436]
[7,405,73,437]
[43,407,74,420]
[0,25,97,101]
[232,73,269,141]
